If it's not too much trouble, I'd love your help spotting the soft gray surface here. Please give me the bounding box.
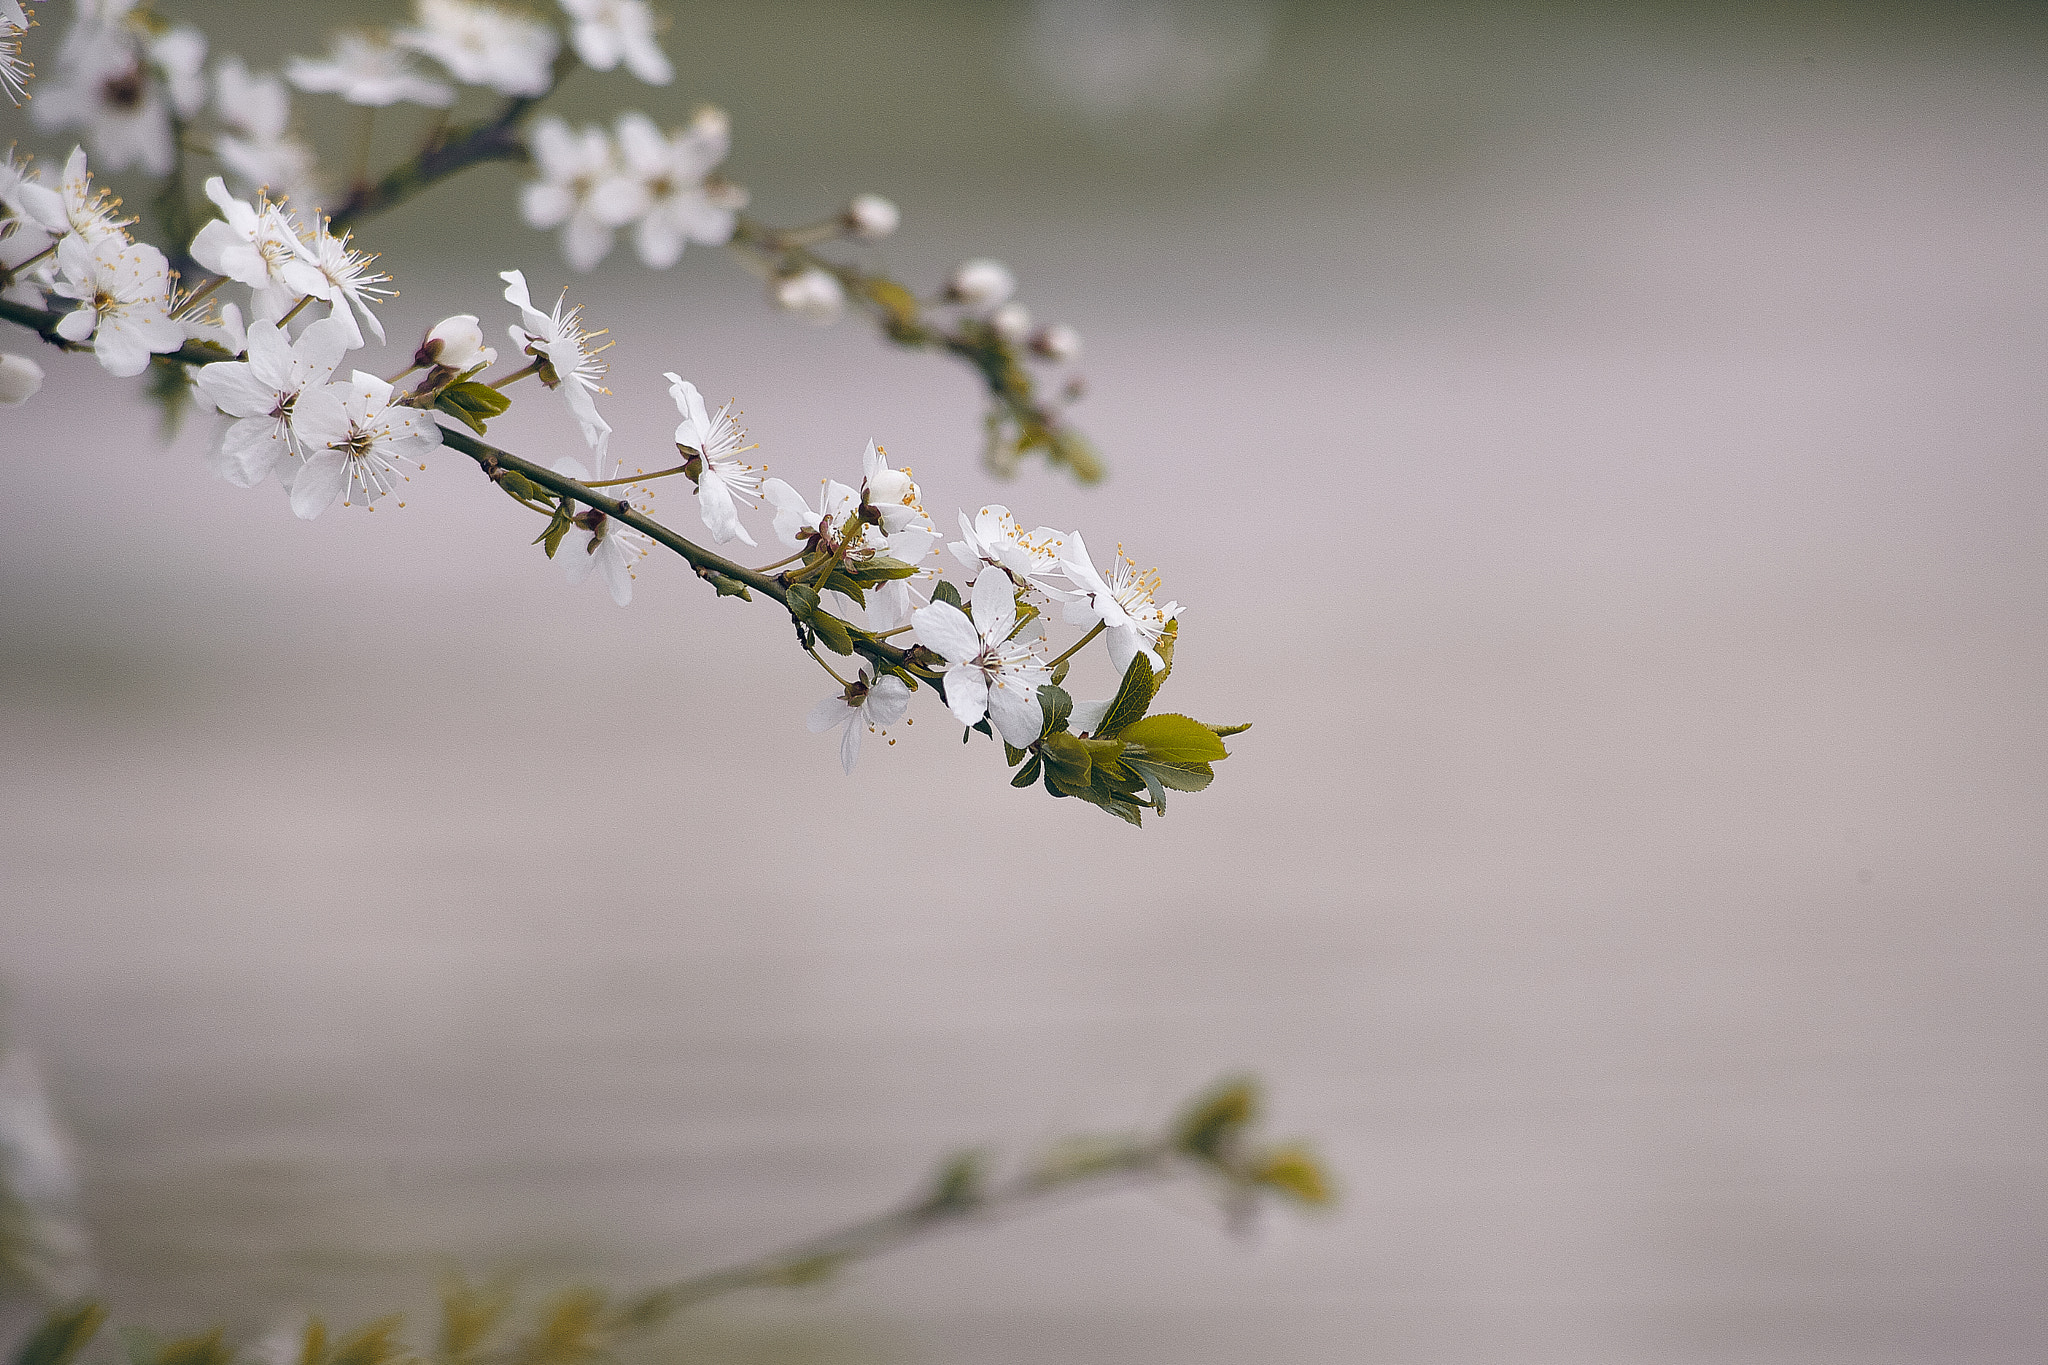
[2,4,2046,1362]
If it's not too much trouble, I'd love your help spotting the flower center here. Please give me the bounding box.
[100,64,146,112]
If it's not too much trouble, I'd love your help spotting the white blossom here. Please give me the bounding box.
[48,233,181,377]
[417,313,496,371]
[665,372,759,547]
[551,456,649,606]
[0,351,44,406]
[1030,322,1081,361]
[188,177,308,321]
[1059,533,1179,674]
[288,32,455,108]
[519,117,618,272]
[290,214,391,348]
[989,301,1031,344]
[947,503,1072,597]
[946,258,1014,308]
[910,568,1051,748]
[762,474,859,553]
[558,0,671,85]
[772,267,843,325]
[844,192,898,239]
[19,147,130,246]
[501,268,612,468]
[806,669,911,774]
[191,316,352,488]
[396,0,559,98]
[858,441,937,632]
[212,56,321,209]
[288,369,442,517]
[31,5,205,175]
[593,109,745,270]
[2,0,31,108]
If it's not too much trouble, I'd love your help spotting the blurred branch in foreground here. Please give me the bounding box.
[2,1078,1330,1358]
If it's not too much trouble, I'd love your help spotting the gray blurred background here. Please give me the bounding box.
[4,1,2047,1361]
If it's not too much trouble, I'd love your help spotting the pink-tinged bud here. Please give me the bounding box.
[773,267,846,325]
[418,314,496,371]
[945,258,1014,308]
[0,352,43,407]
[844,193,900,239]
[1029,322,1081,362]
[989,302,1031,344]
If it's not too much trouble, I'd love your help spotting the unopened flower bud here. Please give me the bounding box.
[0,352,44,407]
[418,314,497,371]
[946,258,1015,309]
[691,104,731,143]
[989,302,1031,344]
[845,193,900,239]
[866,467,913,508]
[773,267,846,325]
[1029,322,1082,363]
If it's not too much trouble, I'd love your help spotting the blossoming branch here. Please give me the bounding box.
[0,0,1244,821]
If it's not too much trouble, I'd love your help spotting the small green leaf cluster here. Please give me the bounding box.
[1005,643,1247,826]
[1170,1077,1337,1210]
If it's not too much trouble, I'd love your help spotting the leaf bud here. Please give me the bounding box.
[772,267,846,325]
[1029,323,1081,362]
[843,193,900,239]
[989,301,1031,345]
[945,258,1015,309]
[417,314,497,372]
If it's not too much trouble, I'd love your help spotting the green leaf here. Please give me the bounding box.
[1037,684,1073,736]
[849,556,918,584]
[495,470,546,503]
[443,381,511,418]
[922,1150,987,1213]
[1097,653,1157,737]
[1208,721,1252,738]
[154,1333,231,1365]
[931,580,963,610]
[1003,742,1026,766]
[1010,597,1040,638]
[515,1289,607,1365]
[821,570,868,607]
[706,572,751,599]
[14,1304,106,1365]
[1049,657,1070,686]
[811,611,856,656]
[785,583,821,620]
[1040,731,1093,785]
[1247,1144,1336,1207]
[535,502,572,558]
[1010,754,1042,787]
[432,378,507,431]
[1174,1076,1260,1161]
[1152,618,1178,680]
[1120,713,1228,765]
[326,1319,404,1365]
[438,1274,511,1365]
[1126,757,1213,794]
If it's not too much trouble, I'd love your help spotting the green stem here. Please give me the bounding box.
[808,647,851,688]
[276,295,315,327]
[488,359,543,389]
[584,462,687,487]
[1046,620,1106,671]
[606,1140,1174,1327]
[750,550,807,574]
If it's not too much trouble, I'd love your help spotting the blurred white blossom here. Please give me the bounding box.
[593,108,744,270]
[521,117,619,271]
[397,0,559,98]
[558,0,670,85]
[289,32,454,108]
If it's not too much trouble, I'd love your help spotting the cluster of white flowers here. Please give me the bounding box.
[0,2,1194,807]
[947,256,1084,363]
[520,107,745,271]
